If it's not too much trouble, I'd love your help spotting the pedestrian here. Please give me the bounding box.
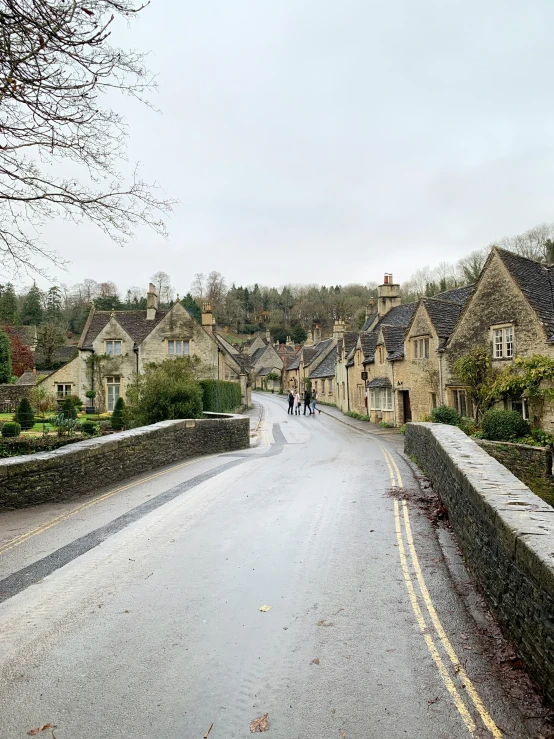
[311,388,320,414]
[294,390,301,415]
[303,388,312,415]
[287,390,294,414]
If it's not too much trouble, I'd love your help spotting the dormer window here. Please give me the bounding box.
[492,325,514,359]
[168,340,190,356]
[105,340,122,356]
[413,337,430,359]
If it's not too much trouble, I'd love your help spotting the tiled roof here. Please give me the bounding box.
[496,248,554,335]
[360,334,377,363]
[33,345,78,365]
[250,347,266,366]
[361,314,378,332]
[310,351,337,378]
[382,325,405,356]
[423,298,466,338]
[287,353,301,370]
[16,369,53,385]
[305,338,334,366]
[257,366,278,377]
[343,331,359,355]
[366,376,392,389]
[433,284,474,304]
[80,310,168,348]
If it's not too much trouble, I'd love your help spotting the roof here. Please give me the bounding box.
[366,376,392,389]
[495,248,554,336]
[361,313,378,332]
[382,325,405,356]
[360,333,377,363]
[80,309,168,349]
[251,347,266,366]
[343,331,359,355]
[33,345,78,366]
[305,338,334,366]
[432,284,474,304]
[257,366,279,377]
[310,350,337,378]
[16,369,53,385]
[287,353,301,370]
[423,298,466,338]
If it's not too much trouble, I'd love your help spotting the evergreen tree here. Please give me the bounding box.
[22,283,43,325]
[181,293,202,322]
[0,283,18,324]
[45,286,63,322]
[111,396,126,430]
[61,397,77,420]
[0,330,12,382]
[15,397,34,430]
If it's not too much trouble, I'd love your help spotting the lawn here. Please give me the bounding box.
[0,411,111,436]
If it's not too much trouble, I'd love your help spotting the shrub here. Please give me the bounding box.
[15,397,34,430]
[430,405,461,425]
[80,420,100,436]
[0,330,11,383]
[48,413,78,436]
[111,397,126,430]
[481,409,530,442]
[457,416,478,436]
[61,397,77,420]
[199,380,242,413]
[127,358,203,425]
[68,394,83,409]
[1,421,21,438]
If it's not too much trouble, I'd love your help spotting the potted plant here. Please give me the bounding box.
[85,390,97,415]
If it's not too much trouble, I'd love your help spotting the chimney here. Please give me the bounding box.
[365,299,376,320]
[377,274,401,319]
[286,335,294,347]
[305,330,314,346]
[313,323,321,343]
[333,319,345,339]
[146,283,159,320]
[266,328,271,342]
[202,302,215,335]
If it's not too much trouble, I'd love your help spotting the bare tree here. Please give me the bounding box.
[0,0,175,276]
[191,273,205,300]
[150,270,173,304]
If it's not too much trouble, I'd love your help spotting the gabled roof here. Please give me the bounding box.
[422,298,466,338]
[257,366,279,377]
[360,334,377,364]
[287,353,301,370]
[305,338,333,366]
[343,331,359,356]
[382,325,405,357]
[16,369,53,385]
[310,350,337,378]
[366,376,392,389]
[251,347,266,366]
[79,309,169,349]
[432,284,474,304]
[361,313,378,332]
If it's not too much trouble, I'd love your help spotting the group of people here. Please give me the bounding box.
[287,388,321,416]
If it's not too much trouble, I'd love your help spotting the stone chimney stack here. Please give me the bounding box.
[377,274,401,319]
[286,336,294,347]
[201,302,215,335]
[365,299,376,320]
[313,323,322,344]
[266,328,271,342]
[333,319,346,339]
[146,283,159,320]
[305,330,314,346]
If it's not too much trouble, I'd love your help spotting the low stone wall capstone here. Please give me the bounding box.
[476,439,554,506]
[0,413,249,510]
[405,422,554,702]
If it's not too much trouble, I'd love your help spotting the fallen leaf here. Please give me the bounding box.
[311,658,320,665]
[250,713,270,732]
[259,605,272,612]
[28,725,56,736]
[317,619,334,627]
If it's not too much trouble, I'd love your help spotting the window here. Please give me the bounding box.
[451,388,472,418]
[413,337,430,359]
[105,340,122,356]
[370,387,393,411]
[509,396,528,420]
[492,325,514,359]
[168,340,190,356]
[57,384,72,398]
[430,392,437,410]
[342,383,345,400]
[378,345,384,363]
[321,380,325,394]
[329,379,333,394]
[106,376,121,412]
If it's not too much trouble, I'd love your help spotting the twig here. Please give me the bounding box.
[204,723,214,738]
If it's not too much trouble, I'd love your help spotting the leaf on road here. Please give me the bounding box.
[250,713,270,732]
[28,725,56,735]
[259,605,272,612]
[311,658,320,665]
[317,619,334,627]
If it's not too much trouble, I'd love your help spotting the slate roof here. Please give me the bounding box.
[80,310,168,348]
[257,366,278,377]
[361,313,378,332]
[343,331,359,356]
[366,376,392,389]
[423,298,466,338]
[433,284,474,304]
[250,347,266,366]
[382,325,405,356]
[360,334,377,363]
[287,353,301,370]
[16,369,53,385]
[33,345,78,365]
[310,350,337,378]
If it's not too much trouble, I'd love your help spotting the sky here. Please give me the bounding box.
[20,0,554,294]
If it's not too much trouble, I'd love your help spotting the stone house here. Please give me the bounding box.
[42,286,249,411]
[443,247,554,426]
[335,329,358,412]
[283,335,337,394]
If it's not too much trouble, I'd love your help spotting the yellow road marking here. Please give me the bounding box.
[0,456,209,557]
[381,443,500,737]
[393,500,478,735]
[401,501,502,738]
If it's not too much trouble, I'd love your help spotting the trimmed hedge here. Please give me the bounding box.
[200,380,242,413]
[430,405,461,425]
[111,396,126,430]
[1,421,21,438]
[481,409,530,442]
[15,397,34,430]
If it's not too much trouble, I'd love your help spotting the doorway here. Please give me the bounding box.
[402,391,412,423]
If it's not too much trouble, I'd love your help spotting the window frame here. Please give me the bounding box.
[413,335,430,360]
[167,339,190,356]
[491,324,515,359]
[105,340,122,356]
[56,384,72,398]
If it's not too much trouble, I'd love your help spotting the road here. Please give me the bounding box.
[0,393,543,738]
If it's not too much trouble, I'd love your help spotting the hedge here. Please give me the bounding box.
[199,380,242,413]
[0,436,82,458]
[481,409,530,442]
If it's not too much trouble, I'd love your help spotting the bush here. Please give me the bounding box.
[80,420,100,436]
[14,396,35,430]
[457,416,478,436]
[128,358,203,425]
[1,421,21,438]
[111,396,126,430]
[61,397,77,420]
[68,394,83,409]
[481,409,530,442]
[430,405,461,425]
[199,380,242,413]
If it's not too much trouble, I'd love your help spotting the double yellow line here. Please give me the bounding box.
[379,444,501,739]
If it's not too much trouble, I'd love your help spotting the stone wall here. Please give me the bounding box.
[0,413,250,510]
[0,384,31,410]
[405,422,554,702]
[477,439,554,506]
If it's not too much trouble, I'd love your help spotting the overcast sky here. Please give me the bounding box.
[30,0,554,295]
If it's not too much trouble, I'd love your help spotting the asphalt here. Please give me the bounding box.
[0,394,543,738]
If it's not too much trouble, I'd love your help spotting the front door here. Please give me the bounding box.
[402,391,412,423]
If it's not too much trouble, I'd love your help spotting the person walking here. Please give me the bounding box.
[293,390,301,415]
[311,388,320,414]
[303,387,312,415]
[287,390,294,414]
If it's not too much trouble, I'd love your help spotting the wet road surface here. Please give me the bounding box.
[0,394,541,738]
